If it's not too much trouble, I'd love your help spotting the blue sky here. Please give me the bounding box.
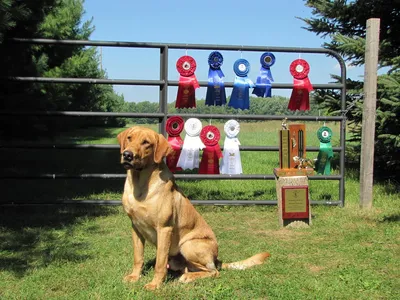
[82,0,362,103]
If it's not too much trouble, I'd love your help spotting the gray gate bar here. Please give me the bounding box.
[0,111,344,121]
[168,114,344,121]
[0,200,342,206]
[0,173,341,180]
[9,38,344,55]
[0,144,342,152]
[0,111,165,118]
[169,81,343,89]
[5,76,343,90]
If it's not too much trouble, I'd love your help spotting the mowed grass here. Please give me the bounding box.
[1,121,399,299]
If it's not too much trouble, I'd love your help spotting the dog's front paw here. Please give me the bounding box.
[123,273,140,283]
[144,281,162,290]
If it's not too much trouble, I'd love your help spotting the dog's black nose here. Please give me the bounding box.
[123,150,133,162]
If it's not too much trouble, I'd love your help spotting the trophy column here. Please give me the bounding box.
[274,119,313,227]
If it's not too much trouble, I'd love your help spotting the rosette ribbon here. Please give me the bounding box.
[176,118,205,170]
[175,55,200,109]
[206,51,227,106]
[288,59,313,111]
[199,125,223,174]
[315,126,334,175]
[220,120,242,174]
[165,116,185,172]
[228,59,254,110]
[252,52,275,98]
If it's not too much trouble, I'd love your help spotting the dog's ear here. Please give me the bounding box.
[117,128,130,154]
[154,134,172,163]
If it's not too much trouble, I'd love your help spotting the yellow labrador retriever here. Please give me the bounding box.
[117,126,270,290]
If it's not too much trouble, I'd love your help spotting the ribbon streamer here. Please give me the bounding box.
[288,59,313,111]
[166,116,184,172]
[220,120,242,174]
[228,59,254,110]
[199,125,223,174]
[175,56,200,109]
[315,126,333,175]
[206,51,227,106]
[176,118,205,170]
[252,52,275,98]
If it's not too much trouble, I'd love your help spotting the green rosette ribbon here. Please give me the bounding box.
[315,126,333,175]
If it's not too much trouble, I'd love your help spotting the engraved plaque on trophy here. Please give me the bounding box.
[279,129,291,169]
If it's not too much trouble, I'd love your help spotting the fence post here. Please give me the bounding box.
[359,18,380,209]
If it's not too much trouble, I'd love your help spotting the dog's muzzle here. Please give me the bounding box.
[123,151,133,162]
[121,150,143,171]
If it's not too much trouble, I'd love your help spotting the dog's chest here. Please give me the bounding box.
[125,194,158,245]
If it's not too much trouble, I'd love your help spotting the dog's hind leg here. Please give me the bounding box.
[178,239,219,283]
[178,261,219,283]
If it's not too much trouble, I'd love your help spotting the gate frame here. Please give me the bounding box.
[0,38,347,206]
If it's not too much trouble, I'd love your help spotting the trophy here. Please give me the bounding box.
[276,120,314,176]
[275,119,313,227]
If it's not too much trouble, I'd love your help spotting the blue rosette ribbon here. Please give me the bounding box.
[252,52,275,98]
[228,59,254,110]
[205,51,227,106]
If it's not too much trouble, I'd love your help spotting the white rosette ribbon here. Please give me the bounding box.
[176,118,205,170]
[220,120,243,174]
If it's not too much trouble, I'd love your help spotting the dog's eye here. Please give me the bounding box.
[141,140,149,145]
[127,136,131,141]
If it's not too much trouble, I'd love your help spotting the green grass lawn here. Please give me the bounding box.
[0,198,398,299]
[0,121,399,299]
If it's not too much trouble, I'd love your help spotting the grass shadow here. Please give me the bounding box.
[0,205,116,278]
[0,125,126,204]
[0,147,125,203]
[137,257,184,282]
[379,214,400,223]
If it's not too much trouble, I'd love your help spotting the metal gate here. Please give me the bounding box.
[0,38,347,206]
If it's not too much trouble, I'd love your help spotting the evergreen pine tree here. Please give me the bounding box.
[301,0,400,179]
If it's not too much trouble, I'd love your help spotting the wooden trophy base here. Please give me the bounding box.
[275,175,312,227]
[274,168,314,177]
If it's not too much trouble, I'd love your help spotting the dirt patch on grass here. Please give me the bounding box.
[308,264,326,273]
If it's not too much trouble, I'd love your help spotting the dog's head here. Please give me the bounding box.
[117,127,172,171]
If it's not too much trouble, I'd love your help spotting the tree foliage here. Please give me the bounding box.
[301,0,400,70]
[301,0,400,179]
[0,0,126,138]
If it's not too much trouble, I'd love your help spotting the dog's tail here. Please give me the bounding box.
[220,252,271,270]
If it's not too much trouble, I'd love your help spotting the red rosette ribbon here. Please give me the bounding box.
[288,59,313,111]
[199,125,222,174]
[166,116,185,172]
[175,56,200,109]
